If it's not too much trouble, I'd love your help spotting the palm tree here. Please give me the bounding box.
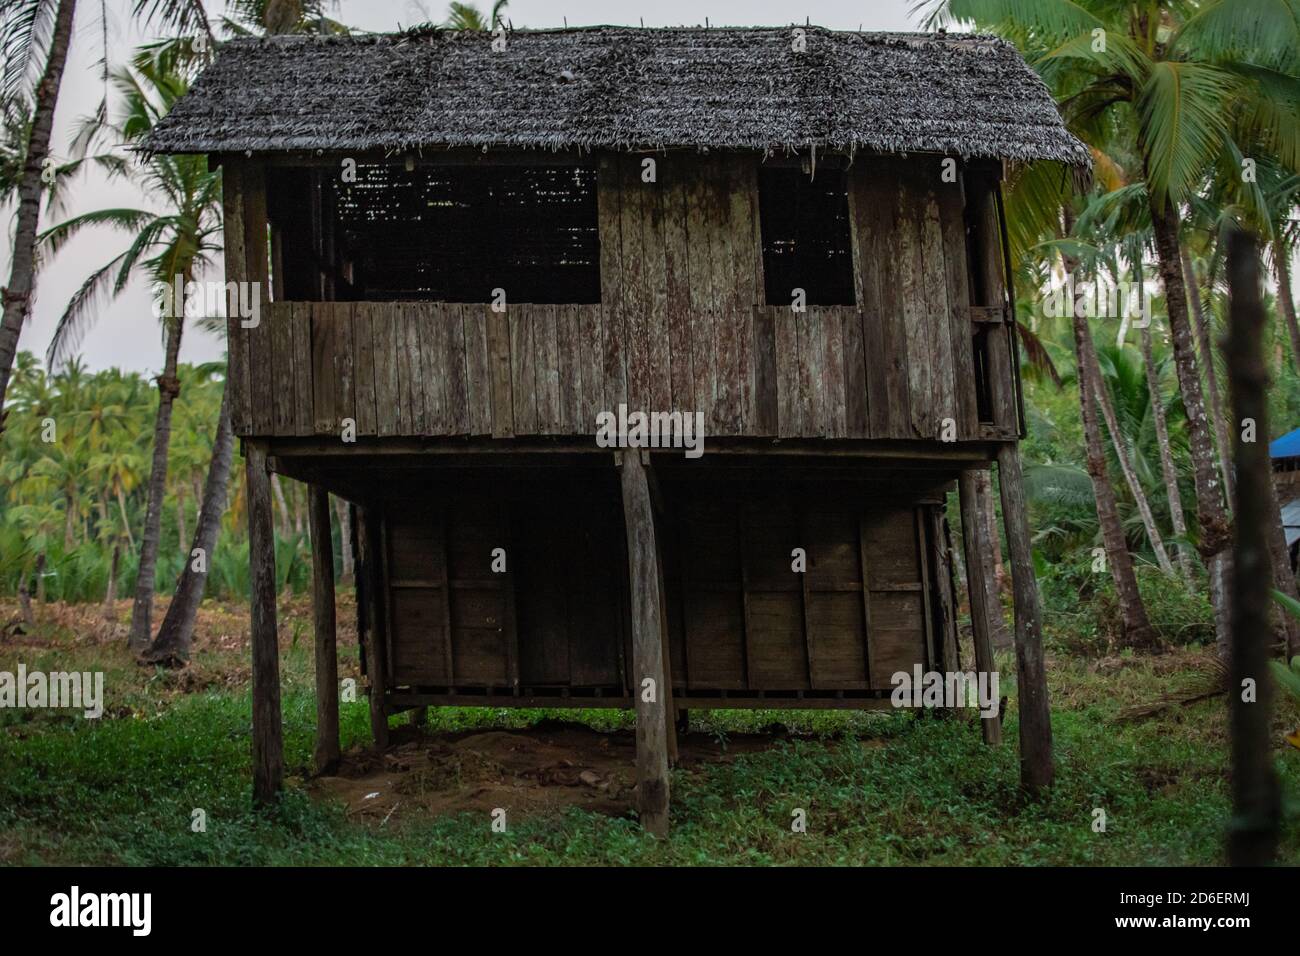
[0,0,76,417]
[39,56,222,650]
[923,0,1300,657]
[444,1,509,30]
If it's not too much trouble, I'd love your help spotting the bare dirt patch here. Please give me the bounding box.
[311,719,789,825]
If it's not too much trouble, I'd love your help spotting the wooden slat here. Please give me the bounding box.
[221,160,252,436]
[919,183,955,441]
[310,302,336,434]
[510,303,538,433]
[578,304,603,432]
[596,156,627,411]
[685,156,717,425]
[291,301,314,436]
[269,301,295,434]
[729,157,760,431]
[372,302,400,438]
[557,304,583,432]
[752,306,778,436]
[351,301,376,437]
[850,165,902,438]
[798,309,825,438]
[419,300,446,434]
[821,307,847,438]
[332,302,355,435]
[937,182,979,438]
[446,302,469,435]
[463,303,491,435]
[641,163,671,414]
[534,304,561,433]
[404,301,429,435]
[843,309,868,438]
[662,170,694,414]
[775,307,801,437]
[391,303,410,435]
[485,306,514,437]
[621,159,650,413]
[898,174,933,438]
[710,159,740,433]
[244,164,274,436]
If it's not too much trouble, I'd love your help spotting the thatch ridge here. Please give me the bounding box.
[144,25,1090,167]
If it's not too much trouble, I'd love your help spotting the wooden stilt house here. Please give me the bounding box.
[146,26,1090,831]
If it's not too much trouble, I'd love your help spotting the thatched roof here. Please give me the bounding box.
[144,26,1090,167]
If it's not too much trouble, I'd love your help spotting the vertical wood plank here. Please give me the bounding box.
[372,303,400,438]
[959,470,1002,741]
[404,301,429,435]
[446,302,469,435]
[535,303,561,433]
[775,306,801,437]
[510,303,537,434]
[621,159,649,413]
[332,301,355,435]
[291,301,314,436]
[642,164,672,414]
[420,301,446,434]
[557,304,583,432]
[821,307,847,438]
[270,301,295,435]
[244,164,274,436]
[898,175,934,438]
[597,154,627,412]
[685,156,717,426]
[920,183,956,440]
[311,303,336,434]
[938,178,979,438]
[463,303,491,435]
[485,305,515,437]
[752,305,778,436]
[710,158,740,433]
[728,157,760,431]
[351,301,377,437]
[578,304,604,431]
[221,159,252,436]
[662,170,694,414]
[843,309,868,438]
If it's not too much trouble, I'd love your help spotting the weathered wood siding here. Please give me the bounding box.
[375,475,956,699]
[228,153,1019,443]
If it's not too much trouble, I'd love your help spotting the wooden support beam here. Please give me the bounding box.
[357,507,389,750]
[308,485,341,773]
[995,444,1053,791]
[958,470,1002,746]
[245,443,284,804]
[618,450,671,836]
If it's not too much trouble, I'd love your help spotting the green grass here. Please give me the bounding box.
[2,611,1298,865]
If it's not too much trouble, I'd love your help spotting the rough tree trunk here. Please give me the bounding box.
[1139,320,1194,582]
[176,490,186,553]
[1273,241,1300,369]
[1153,200,1233,658]
[1065,252,1158,647]
[0,0,76,413]
[1224,229,1280,866]
[142,383,234,665]
[128,309,186,651]
[1182,246,1235,506]
[333,494,354,584]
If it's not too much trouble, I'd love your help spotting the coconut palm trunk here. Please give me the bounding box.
[1151,199,1233,658]
[0,0,76,414]
[1181,246,1235,505]
[127,307,185,650]
[1139,320,1194,582]
[142,381,233,664]
[1273,242,1300,369]
[1073,309,1158,648]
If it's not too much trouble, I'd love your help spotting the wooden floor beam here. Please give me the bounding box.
[245,443,284,804]
[308,486,341,773]
[618,450,671,836]
[958,470,1002,746]
[995,444,1053,791]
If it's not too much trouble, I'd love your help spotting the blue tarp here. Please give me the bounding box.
[1271,427,1300,459]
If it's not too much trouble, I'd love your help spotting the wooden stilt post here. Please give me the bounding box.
[308,485,340,773]
[356,506,389,751]
[958,469,1002,746]
[245,443,284,804]
[995,443,1053,792]
[618,450,671,836]
[645,451,679,767]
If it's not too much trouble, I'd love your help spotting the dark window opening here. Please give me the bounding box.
[270,163,601,303]
[758,166,856,306]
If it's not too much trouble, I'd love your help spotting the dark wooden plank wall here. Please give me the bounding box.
[229,153,1016,443]
[377,477,954,697]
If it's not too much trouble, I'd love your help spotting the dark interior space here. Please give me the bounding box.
[757,165,857,307]
[267,163,602,303]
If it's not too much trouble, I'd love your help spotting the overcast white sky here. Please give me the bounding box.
[3,0,923,374]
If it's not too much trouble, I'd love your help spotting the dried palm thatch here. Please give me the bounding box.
[143,25,1090,167]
